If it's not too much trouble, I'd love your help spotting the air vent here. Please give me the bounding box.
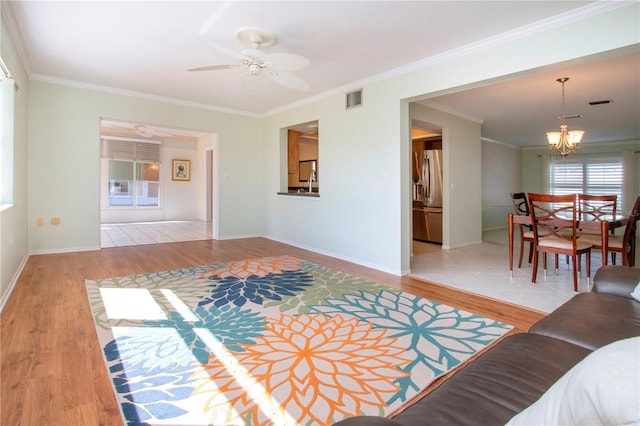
[589,99,612,106]
[346,89,363,109]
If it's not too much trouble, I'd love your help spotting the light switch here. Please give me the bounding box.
[36,217,44,227]
[51,217,61,225]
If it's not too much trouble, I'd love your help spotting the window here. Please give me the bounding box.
[107,160,160,207]
[549,156,624,213]
[102,139,161,207]
[1,61,15,206]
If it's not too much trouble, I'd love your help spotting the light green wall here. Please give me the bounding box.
[27,81,263,252]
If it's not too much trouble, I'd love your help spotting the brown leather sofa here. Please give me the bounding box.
[333,265,640,426]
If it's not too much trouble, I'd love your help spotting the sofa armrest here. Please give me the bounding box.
[592,266,640,299]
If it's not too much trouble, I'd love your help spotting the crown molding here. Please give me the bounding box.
[1,1,32,77]
[30,73,261,118]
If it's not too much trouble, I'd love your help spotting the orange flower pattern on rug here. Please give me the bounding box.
[195,313,411,425]
[200,255,303,280]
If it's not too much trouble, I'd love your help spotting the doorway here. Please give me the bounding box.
[99,118,215,247]
[410,121,443,247]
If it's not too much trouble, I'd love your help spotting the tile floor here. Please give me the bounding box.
[100,220,213,248]
[100,221,635,314]
[409,229,637,314]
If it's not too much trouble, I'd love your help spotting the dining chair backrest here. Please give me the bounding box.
[510,192,530,216]
[528,193,578,245]
[620,195,640,266]
[578,194,618,221]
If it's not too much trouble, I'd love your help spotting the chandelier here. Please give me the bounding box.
[546,77,584,157]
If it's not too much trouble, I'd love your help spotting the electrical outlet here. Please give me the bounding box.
[51,216,61,225]
[36,217,44,227]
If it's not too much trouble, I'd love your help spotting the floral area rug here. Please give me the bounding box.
[85,255,513,426]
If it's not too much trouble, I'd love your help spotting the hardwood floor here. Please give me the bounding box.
[1,238,545,425]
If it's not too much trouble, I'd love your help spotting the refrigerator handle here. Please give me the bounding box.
[424,152,431,202]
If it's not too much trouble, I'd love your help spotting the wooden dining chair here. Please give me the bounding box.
[510,192,534,268]
[528,193,593,292]
[578,194,618,222]
[576,194,618,264]
[607,195,640,266]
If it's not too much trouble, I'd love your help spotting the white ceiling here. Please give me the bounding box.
[5,1,639,147]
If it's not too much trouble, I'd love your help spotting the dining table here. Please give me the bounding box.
[508,212,629,275]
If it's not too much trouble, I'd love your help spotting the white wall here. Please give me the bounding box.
[27,81,263,253]
[0,10,29,309]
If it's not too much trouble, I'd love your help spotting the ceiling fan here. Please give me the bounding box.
[188,27,311,92]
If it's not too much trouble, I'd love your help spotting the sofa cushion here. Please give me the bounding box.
[382,333,590,426]
[529,292,640,350]
[505,337,640,425]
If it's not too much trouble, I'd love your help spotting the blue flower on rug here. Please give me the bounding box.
[106,338,195,425]
[311,289,512,404]
[199,270,314,308]
[103,303,266,424]
[144,303,266,360]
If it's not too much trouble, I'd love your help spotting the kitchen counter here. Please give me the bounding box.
[278,190,319,197]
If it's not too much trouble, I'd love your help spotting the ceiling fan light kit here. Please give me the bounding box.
[187,27,311,91]
[547,77,584,158]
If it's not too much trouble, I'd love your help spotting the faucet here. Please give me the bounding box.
[308,169,316,193]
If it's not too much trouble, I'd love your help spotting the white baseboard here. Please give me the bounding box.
[263,234,403,276]
[0,254,29,313]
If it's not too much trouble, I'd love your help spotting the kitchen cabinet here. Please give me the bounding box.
[288,130,300,173]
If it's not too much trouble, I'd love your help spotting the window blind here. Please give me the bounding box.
[101,139,161,163]
[550,157,624,213]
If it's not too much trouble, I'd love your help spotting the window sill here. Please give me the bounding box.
[0,203,15,213]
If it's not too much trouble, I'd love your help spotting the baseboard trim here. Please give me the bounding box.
[0,253,29,313]
[264,235,403,276]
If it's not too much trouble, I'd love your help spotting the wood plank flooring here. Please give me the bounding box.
[1,238,545,425]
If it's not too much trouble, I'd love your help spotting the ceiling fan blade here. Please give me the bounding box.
[269,71,311,92]
[187,64,239,72]
[263,53,310,71]
[145,127,174,137]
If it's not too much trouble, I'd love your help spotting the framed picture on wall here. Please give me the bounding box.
[172,159,191,181]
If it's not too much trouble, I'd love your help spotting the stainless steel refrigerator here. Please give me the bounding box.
[412,149,443,243]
